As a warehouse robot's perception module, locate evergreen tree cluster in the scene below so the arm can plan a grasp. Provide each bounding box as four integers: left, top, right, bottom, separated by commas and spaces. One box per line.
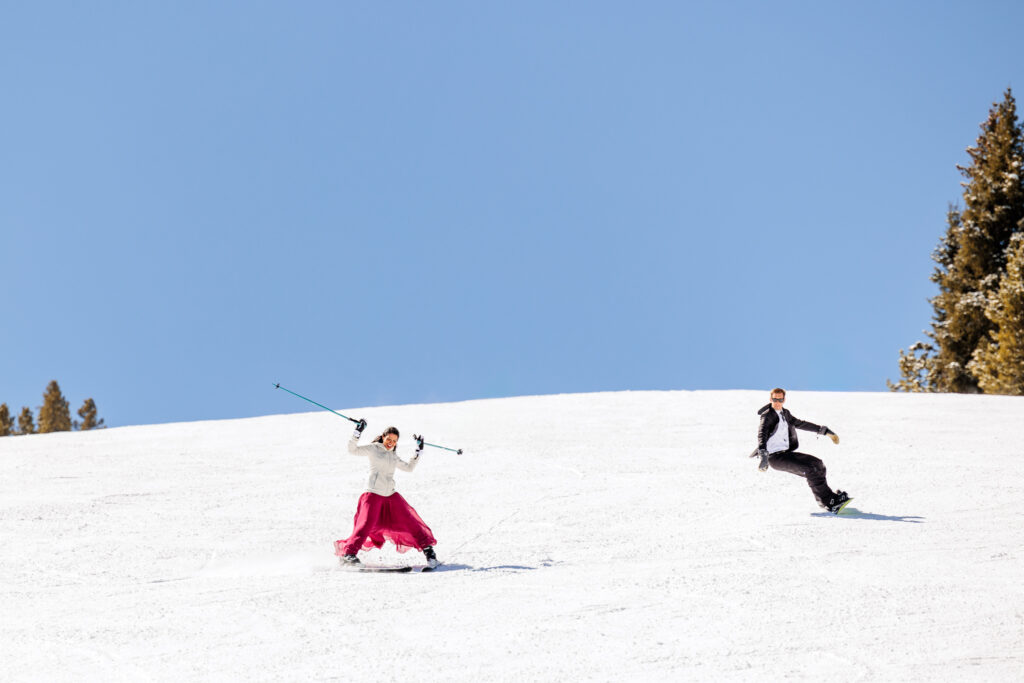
891, 89, 1024, 394
0, 380, 105, 437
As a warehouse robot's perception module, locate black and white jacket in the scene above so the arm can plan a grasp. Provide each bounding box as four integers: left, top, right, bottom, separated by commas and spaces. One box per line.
754, 404, 830, 455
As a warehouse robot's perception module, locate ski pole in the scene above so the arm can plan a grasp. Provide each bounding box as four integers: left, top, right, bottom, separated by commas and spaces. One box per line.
272, 383, 359, 423
274, 383, 464, 454
424, 441, 463, 455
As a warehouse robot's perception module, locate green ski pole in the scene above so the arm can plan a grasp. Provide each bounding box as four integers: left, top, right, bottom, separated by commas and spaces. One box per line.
424, 441, 463, 455
272, 383, 359, 423
274, 383, 463, 453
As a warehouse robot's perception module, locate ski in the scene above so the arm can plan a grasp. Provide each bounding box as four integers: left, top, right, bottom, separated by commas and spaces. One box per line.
341, 563, 441, 573
357, 565, 440, 573
345, 564, 412, 573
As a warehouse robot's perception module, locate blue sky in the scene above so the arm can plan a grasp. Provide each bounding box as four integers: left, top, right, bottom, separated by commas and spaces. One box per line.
2, 2, 1022, 427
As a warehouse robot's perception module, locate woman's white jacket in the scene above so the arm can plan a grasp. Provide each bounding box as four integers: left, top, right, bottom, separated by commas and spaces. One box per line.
348, 432, 420, 496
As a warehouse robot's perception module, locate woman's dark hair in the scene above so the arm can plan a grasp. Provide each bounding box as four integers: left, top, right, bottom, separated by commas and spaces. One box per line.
372, 426, 400, 444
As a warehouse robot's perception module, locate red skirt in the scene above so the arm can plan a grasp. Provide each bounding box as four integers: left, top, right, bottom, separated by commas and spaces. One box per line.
335, 492, 437, 556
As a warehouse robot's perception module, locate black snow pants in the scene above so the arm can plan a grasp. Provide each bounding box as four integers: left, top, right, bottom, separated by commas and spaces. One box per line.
768, 451, 834, 506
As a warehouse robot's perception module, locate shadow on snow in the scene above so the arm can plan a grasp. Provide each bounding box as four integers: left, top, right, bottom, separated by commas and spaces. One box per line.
812, 507, 925, 523
465, 564, 538, 573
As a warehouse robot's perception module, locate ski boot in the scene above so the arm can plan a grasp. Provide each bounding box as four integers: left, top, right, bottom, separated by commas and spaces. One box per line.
340, 554, 361, 567
423, 546, 439, 570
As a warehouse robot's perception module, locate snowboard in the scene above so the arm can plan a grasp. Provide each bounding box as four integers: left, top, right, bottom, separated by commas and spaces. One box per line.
831, 498, 854, 515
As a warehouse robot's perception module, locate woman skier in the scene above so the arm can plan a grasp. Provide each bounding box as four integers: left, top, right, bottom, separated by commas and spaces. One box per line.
335, 420, 439, 568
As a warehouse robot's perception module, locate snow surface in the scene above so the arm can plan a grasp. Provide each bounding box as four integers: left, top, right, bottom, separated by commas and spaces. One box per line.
2, 390, 1023, 681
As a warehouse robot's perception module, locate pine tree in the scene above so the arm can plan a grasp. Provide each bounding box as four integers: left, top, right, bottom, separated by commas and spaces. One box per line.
969, 234, 1024, 393
37, 380, 72, 433
17, 407, 36, 435
887, 342, 937, 392
892, 89, 1024, 392
75, 398, 105, 431
0, 403, 13, 437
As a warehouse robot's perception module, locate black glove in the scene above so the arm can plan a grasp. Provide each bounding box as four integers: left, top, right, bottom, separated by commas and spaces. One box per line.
752, 448, 770, 471
414, 434, 425, 451
354, 418, 367, 436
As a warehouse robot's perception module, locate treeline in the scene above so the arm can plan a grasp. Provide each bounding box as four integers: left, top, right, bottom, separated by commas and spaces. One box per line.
891, 88, 1024, 394
0, 380, 105, 436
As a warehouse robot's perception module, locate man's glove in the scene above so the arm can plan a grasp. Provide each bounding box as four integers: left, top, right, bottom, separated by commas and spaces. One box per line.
751, 448, 770, 472
353, 418, 367, 438
817, 425, 840, 444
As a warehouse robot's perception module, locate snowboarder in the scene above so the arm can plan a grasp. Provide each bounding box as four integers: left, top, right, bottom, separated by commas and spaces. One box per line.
335, 421, 439, 568
750, 388, 851, 513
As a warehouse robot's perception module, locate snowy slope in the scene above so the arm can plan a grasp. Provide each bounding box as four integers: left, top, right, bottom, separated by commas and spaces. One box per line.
2, 390, 1022, 681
